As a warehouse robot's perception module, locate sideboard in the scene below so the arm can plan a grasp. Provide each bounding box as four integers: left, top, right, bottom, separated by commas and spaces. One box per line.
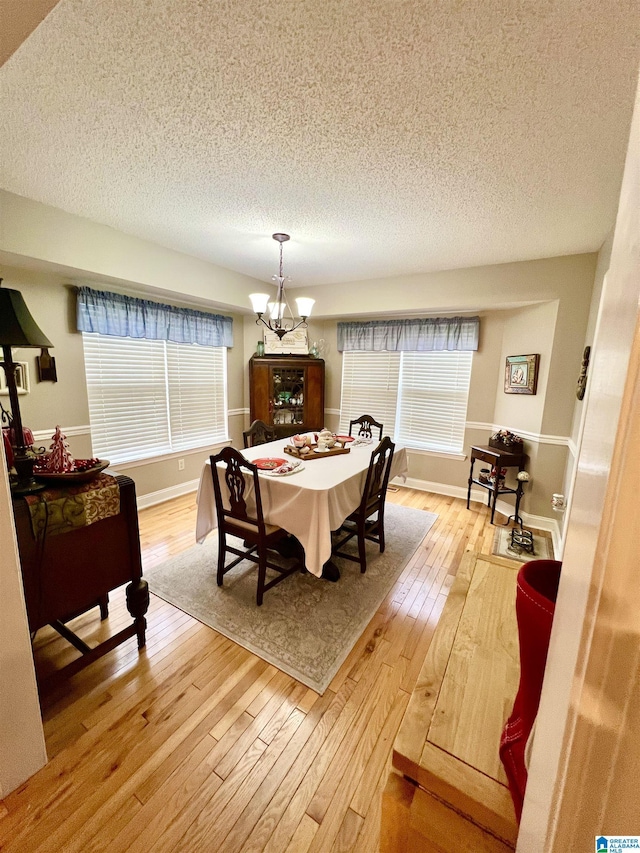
12, 473, 149, 690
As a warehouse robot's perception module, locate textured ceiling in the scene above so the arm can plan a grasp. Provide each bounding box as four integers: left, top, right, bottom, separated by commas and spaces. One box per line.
1, 0, 639, 286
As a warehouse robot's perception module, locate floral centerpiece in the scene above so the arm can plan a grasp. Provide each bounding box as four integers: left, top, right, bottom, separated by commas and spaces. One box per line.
489, 429, 524, 449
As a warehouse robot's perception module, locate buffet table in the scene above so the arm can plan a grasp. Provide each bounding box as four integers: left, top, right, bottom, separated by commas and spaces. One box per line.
196, 437, 408, 577
12, 473, 149, 690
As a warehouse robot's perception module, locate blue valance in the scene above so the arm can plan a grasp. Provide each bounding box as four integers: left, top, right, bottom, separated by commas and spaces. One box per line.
77, 287, 233, 348
337, 316, 479, 352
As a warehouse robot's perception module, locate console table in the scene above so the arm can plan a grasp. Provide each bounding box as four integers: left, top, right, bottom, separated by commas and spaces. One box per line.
381, 551, 519, 852
12, 473, 149, 690
466, 444, 525, 524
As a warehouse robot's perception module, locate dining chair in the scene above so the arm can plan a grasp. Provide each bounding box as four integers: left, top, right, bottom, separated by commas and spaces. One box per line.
348, 414, 384, 441
243, 419, 278, 448
331, 436, 395, 574
210, 446, 302, 605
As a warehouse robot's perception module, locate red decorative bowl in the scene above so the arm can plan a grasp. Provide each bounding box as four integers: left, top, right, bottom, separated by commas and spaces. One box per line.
33, 460, 110, 484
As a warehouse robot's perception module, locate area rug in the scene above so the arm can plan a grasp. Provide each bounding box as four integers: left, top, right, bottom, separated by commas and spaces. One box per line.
492, 526, 554, 563
144, 504, 437, 694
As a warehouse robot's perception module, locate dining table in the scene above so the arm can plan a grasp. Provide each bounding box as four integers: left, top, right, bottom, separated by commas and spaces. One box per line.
195, 436, 408, 578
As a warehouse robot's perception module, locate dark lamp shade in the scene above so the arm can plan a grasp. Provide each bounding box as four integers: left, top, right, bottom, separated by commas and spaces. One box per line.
0, 287, 53, 348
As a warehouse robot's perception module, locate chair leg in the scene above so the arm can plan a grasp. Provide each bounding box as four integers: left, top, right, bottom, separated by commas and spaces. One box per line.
217, 528, 226, 587
358, 518, 367, 573
378, 511, 386, 553
256, 547, 267, 606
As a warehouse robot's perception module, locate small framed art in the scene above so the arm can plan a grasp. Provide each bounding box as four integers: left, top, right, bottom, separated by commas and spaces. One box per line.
504, 354, 539, 395
0, 361, 30, 395
263, 328, 309, 355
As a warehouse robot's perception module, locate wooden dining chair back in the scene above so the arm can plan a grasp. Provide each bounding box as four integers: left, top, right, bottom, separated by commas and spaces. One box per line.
348, 414, 384, 441
331, 436, 395, 573
210, 446, 301, 605
243, 419, 278, 449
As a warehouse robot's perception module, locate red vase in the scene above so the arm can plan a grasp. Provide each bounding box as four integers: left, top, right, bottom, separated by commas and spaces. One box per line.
500, 559, 562, 821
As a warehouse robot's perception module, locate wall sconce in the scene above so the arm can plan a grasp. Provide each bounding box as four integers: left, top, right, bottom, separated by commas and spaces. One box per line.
37, 347, 58, 382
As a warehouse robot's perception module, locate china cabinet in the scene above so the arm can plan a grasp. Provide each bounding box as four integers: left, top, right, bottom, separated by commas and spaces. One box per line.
249, 355, 325, 438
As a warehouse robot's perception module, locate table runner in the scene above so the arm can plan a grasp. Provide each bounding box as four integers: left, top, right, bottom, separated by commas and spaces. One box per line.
24, 472, 120, 537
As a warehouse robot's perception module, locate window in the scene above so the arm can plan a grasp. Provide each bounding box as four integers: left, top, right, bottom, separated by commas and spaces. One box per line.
339, 351, 401, 437
339, 350, 472, 453
82, 333, 228, 464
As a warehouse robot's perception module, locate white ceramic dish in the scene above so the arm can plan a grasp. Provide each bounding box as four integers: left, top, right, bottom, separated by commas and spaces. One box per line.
313, 447, 332, 453
265, 463, 305, 476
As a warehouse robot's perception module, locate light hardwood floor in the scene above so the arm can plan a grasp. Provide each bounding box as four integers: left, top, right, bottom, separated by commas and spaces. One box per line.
1, 488, 549, 852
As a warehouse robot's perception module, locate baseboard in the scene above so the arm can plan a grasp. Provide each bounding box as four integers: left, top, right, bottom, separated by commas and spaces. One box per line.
135, 478, 200, 510
396, 475, 561, 553
138, 473, 563, 554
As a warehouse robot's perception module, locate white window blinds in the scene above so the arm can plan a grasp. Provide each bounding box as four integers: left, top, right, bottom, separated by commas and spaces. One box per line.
339, 350, 472, 453
338, 351, 400, 436
396, 351, 472, 453
83, 333, 228, 464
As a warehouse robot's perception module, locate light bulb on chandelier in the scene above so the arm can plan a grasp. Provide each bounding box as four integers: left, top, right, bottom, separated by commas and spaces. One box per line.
249, 233, 315, 340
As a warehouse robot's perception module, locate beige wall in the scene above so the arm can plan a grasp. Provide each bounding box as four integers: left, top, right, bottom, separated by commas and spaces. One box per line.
307, 253, 597, 320
0, 190, 263, 313
1, 193, 598, 522
0, 265, 246, 500
493, 301, 558, 435
2, 268, 91, 441
309, 285, 593, 521
0, 447, 47, 794
555, 235, 614, 541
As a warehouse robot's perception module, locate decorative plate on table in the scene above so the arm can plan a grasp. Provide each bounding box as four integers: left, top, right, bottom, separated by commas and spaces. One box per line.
334, 435, 355, 443
253, 457, 287, 470
33, 459, 110, 484
265, 463, 305, 477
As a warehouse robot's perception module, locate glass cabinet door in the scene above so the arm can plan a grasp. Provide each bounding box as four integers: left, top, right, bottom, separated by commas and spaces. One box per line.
249, 355, 324, 436
270, 366, 305, 427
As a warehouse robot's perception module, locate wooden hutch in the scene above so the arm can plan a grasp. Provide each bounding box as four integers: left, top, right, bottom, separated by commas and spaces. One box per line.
249, 355, 325, 438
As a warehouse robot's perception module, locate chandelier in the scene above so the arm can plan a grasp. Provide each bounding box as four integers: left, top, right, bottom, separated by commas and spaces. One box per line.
249, 233, 315, 340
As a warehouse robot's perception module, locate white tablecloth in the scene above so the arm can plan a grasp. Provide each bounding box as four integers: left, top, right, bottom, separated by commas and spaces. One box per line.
195, 438, 408, 578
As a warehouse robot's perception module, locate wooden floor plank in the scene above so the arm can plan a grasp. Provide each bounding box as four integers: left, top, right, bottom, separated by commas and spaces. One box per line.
176, 709, 307, 852
237, 680, 355, 853
350, 688, 410, 818
218, 687, 338, 853
283, 814, 319, 853
1, 485, 535, 853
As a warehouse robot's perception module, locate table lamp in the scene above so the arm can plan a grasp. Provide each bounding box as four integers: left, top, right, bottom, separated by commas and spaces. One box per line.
0, 280, 53, 494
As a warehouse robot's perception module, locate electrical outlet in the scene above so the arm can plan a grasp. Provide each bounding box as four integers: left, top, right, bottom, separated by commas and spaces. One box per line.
178, 458, 185, 471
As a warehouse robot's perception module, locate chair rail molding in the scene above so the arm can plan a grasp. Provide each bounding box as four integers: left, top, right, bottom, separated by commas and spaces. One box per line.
465, 421, 570, 447
32, 424, 91, 442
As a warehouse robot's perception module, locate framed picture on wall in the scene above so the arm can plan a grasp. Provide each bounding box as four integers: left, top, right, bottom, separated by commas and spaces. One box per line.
0, 361, 30, 395
263, 328, 309, 355
504, 353, 539, 395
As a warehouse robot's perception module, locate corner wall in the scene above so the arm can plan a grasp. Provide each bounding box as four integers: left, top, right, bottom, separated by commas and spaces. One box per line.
312, 253, 596, 525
